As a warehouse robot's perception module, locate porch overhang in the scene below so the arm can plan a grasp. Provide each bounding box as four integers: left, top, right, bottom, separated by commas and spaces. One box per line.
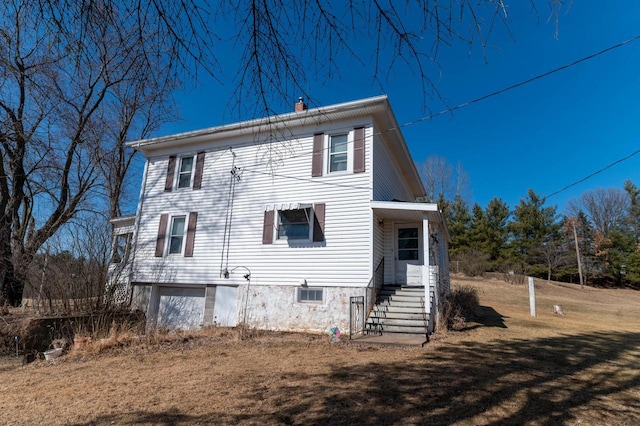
371, 200, 450, 241
371, 200, 440, 221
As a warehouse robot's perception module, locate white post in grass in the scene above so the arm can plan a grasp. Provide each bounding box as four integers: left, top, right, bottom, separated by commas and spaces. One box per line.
528, 276, 536, 318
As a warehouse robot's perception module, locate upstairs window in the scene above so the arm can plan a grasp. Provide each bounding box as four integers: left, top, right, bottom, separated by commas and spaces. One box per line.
165, 152, 205, 192
177, 156, 194, 189
168, 216, 186, 254
328, 134, 348, 173
311, 128, 365, 177
278, 208, 312, 241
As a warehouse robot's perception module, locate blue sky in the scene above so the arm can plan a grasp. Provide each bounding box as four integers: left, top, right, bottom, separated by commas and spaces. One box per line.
151, 2, 640, 215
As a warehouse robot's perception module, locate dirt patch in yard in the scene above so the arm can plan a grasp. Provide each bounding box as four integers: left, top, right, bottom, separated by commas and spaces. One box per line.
1, 275, 640, 425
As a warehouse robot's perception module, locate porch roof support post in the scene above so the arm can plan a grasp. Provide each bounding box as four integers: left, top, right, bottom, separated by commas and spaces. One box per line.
423, 214, 430, 315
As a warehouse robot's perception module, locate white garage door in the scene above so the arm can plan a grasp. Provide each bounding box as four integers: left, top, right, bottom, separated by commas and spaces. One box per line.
158, 287, 205, 331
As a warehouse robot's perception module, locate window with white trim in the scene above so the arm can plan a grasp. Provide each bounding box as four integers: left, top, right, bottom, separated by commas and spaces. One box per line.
297, 287, 323, 303
263, 203, 325, 245
177, 156, 195, 189
328, 134, 348, 173
278, 208, 313, 241
111, 233, 132, 264
168, 216, 187, 254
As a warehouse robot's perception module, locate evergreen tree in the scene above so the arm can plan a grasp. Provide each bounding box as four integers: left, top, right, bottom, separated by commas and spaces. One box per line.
483, 197, 511, 264
446, 195, 472, 257
624, 180, 640, 243
508, 189, 562, 277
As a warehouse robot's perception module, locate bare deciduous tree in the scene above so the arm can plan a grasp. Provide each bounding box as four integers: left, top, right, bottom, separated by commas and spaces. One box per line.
567, 188, 630, 237
0, 0, 187, 305
226, 1, 569, 116
419, 155, 469, 203
1, 0, 569, 306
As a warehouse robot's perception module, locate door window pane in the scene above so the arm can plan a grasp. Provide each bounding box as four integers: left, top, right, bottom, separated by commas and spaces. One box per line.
398, 227, 419, 260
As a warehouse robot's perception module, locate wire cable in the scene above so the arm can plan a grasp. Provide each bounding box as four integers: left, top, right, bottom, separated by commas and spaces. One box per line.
543, 147, 640, 202
237, 33, 640, 173
396, 34, 640, 129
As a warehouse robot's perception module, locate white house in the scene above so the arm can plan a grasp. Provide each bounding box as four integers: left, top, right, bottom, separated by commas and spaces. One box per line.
111, 95, 450, 338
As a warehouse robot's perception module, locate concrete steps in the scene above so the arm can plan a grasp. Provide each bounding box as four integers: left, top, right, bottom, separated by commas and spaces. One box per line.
365, 285, 432, 337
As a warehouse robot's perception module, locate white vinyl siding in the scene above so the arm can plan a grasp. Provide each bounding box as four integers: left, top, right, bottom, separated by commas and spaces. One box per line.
372, 132, 414, 202
131, 118, 374, 288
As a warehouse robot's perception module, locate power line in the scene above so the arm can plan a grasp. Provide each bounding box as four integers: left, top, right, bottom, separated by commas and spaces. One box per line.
397, 34, 640, 128
240, 33, 640, 172
543, 147, 640, 202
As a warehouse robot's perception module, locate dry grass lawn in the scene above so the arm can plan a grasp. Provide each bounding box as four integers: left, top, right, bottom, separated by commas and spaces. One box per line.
2, 275, 640, 425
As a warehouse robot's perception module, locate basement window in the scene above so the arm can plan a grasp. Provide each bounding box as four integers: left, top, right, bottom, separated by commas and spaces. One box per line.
297, 288, 323, 303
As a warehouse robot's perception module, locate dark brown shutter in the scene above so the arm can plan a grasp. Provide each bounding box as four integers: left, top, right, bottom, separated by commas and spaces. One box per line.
262, 210, 274, 244
311, 133, 324, 177
353, 127, 365, 173
184, 212, 198, 257
155, 214, 169, 257
165, 156, 176, 192
193, 152, 205, 190
313, 203, 325, 242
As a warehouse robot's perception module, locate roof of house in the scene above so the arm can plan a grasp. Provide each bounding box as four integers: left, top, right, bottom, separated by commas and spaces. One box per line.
127, 95, 425, 197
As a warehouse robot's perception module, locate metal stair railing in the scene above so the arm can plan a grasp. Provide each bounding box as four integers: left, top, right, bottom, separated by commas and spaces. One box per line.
349, 296, 365, 339
366, 257, 385, 312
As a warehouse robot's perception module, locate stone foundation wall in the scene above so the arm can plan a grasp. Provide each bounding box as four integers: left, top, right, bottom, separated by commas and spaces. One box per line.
239, 285, 366, 334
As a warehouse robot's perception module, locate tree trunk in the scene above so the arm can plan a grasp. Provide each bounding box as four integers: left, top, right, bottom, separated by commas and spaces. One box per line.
0, 231, 23, 306
1, 267, 23, 307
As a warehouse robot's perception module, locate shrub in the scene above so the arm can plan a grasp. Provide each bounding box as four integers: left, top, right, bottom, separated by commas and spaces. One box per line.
439, 285, 480, 331
497, 261, 527, 284
456, 249, 489, 277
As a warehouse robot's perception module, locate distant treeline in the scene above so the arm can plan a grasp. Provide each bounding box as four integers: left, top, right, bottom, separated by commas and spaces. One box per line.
439, 181, 640, 288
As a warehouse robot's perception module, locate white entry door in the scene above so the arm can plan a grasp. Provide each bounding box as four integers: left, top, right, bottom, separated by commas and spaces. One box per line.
213, 286, 238, 327
395, 225, 423, 286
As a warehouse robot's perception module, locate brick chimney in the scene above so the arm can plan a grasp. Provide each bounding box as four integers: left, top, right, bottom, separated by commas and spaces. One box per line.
295, 97, 307, 112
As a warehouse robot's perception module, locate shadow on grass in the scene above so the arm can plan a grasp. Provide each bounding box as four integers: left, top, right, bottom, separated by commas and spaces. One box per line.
471, 305, 508, 329
76, 330, 640, 425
